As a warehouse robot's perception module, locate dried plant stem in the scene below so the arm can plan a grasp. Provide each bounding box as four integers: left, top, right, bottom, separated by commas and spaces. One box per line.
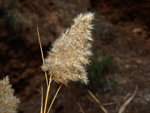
37, 24, 61, 113
103, 100, 124, 106
40, 84, 43, 113
77, 102, 85, 113
118, 86, 138, 113
87, 91, 131, 106
37, 25, 48, 86
103, 95, 129, 106
88, 90, 108, 113
44, 76, 52, 113
47, 84, 62, 113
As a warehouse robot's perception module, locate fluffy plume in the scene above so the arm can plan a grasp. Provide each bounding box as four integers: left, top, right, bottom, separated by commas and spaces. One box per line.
43, 12, 94, 85
0, 76, 20, 113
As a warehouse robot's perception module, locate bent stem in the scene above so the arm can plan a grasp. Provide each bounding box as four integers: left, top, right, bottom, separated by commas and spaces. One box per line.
88, 90, 108, 113
47, 84, 62, 113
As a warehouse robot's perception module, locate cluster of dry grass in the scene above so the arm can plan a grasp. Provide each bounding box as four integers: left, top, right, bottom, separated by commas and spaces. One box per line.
0, 76, 19, 113
39, 12, 94, 113
0, 12, 137, 113
42, 12, 94, 85
0, 12, 94, 113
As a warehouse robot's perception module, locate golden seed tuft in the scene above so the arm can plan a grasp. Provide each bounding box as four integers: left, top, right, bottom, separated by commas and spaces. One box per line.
42, 12, 94, 85
0, 76, 20, 113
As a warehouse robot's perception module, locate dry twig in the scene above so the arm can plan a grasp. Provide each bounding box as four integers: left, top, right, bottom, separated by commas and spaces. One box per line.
77, 102, 85, 113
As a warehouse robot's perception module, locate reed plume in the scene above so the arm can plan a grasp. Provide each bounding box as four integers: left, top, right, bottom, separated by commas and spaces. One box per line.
0, 76, 20, 113
42, 12, 94, 85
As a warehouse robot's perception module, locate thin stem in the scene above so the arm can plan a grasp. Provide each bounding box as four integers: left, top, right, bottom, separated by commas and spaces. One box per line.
88, 90, 108, 113
47, 84, 62, 113
44, 76, 52, 113
77, 102, 85, 113
36, 24, 48, 86
40, 84, 43, 113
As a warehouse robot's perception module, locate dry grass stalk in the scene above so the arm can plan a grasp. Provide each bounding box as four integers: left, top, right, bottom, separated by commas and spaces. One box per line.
43, 76, 52, 113
47, 84, 62, 113
0, 76, 20, 113
37, 25, 48, 86
42, 12, 94, 85
77, 102, 85, 113
38, 12, 94, 113
87, 91, 128, 106
37, 24, 61, 113
102, 94, 129, 106
37, 25, 53, 113
40, 84, 43, 113
87, 87, 137, 113
118, 86, 138, 113
88, 90, 108, 113
37, 25, 52, 113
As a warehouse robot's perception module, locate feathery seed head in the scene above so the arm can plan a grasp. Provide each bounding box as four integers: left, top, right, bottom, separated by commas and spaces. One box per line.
42, 12, 94, 85
0, 76, 20, 113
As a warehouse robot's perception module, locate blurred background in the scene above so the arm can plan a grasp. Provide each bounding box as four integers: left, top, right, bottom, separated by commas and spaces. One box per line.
0, 0, 150, 113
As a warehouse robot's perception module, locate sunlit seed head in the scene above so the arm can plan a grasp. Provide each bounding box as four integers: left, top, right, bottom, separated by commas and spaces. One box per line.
42, 12, 94, 85
0, 76, 20, 113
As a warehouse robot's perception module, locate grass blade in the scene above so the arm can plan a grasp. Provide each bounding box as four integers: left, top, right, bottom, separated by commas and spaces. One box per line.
44, 77, 52, 113
77, 102, 85, 113
88, 90, 108, 113
36, 24, 48, 86
47, 84, 62, 113
40, 84, 44, 113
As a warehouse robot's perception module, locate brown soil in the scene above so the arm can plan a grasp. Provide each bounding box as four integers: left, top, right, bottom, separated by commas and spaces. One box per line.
0, 0, 150, 113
